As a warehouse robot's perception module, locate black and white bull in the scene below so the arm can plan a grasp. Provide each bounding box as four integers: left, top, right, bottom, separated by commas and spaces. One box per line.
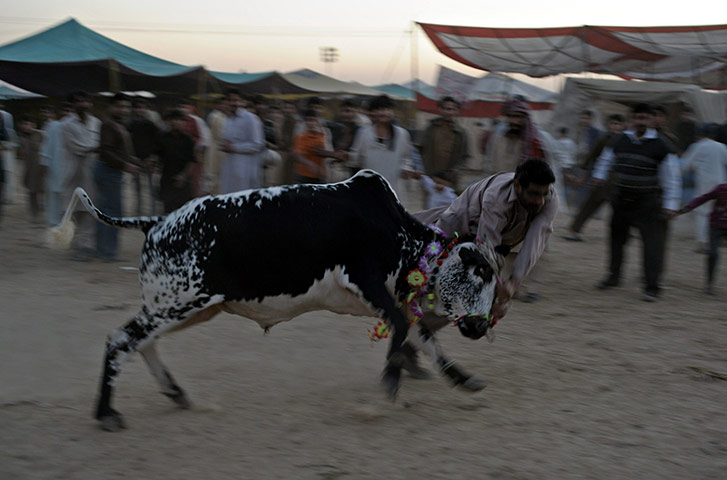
65, 170, 500, 431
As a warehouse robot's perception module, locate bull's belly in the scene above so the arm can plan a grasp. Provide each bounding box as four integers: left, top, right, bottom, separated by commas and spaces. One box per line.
217, 266, 381, 330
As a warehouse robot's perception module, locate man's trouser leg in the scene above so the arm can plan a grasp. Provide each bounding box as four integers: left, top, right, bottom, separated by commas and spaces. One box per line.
570, 184, 607, 233
608, 200, 631, 282
93, 162, 122, 259
707, 227, 727, 285
634, 196, 662, 294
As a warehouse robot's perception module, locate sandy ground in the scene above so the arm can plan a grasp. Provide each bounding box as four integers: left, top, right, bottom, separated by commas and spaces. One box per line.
1, 179, 725, 480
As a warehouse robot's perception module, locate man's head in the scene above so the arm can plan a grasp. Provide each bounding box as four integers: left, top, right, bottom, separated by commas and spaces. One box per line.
58, 102, 73, 118
306, 96, 325, 119
68, 90, 91, 114
19, 115, 35, 134
697, 122, 720, 140
439, 96, 460, 121
131, 98, 148, 118
503, 99, 530, 136
651, 104, 668, 130
339, 99, 356, 123
225, 89, 243, 112
39, 106, 55, 123
165, 109, 186, 131
579, 109, 594, 127
302, 108, 319, 131
368, 95, 394, 125
252, 95, 267, 118
109, 93, 131, 121
607, 113, 625, 135
283, 101, 298, 117
513, 158, 555, 215
631, 103, 653, 137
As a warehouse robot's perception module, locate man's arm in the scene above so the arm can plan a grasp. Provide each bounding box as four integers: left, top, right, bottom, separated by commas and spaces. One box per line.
680, 184, 720, 213
591, 146, 615, 181
659, 153, 682, 212
510, 190, 560, 285
229, 116, 265, 155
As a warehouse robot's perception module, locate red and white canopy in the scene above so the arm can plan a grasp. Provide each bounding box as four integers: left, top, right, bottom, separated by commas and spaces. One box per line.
418, 23, 727, 89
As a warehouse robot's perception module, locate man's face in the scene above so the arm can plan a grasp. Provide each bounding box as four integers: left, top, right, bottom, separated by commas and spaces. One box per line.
608, 119, 625, 135
506, 112, 527, 135
227, 94, 243, 112
371, 107, 393, 125
340, 106, 355, 122
579, 113, 592, 127
19, 120, 34, 134
632, 112, 652, 135
312, 104, 325, 119
169, 117, 185, 131
439, 101, 459, 120
283, 103, 297, 116
514, 181, 550, 215
652, 111, 667, 129
304, 116, 318, 130
75, 97, 91, 113
112, 100, 131, 121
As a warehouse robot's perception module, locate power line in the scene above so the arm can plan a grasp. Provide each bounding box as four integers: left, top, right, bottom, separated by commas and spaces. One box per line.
0, 17, 406, 37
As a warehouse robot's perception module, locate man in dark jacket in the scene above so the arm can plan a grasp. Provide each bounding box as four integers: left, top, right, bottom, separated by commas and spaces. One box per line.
420, 96, 469, 191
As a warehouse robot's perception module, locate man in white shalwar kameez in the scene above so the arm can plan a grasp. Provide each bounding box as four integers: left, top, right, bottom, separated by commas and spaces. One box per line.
219, 91, 265, 194
681, 123, 727, 249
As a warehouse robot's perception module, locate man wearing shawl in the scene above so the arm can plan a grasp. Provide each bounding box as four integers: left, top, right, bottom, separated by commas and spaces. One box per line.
485, 98, 546, 174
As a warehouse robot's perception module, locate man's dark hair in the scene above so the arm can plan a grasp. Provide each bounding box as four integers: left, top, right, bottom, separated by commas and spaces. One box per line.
650, 103, 667, 115
131, 98, 147, 108
515, 158, 555, 188
112, 92, 130, 104
253, 94, 266, 106
341, 99, 356, 109
632, 103, 653, 115
580, 109, 593, 118
68, 90, 89, 103
306, 96, 323, 106
225, 88, 241, 98
302, 108, 317, 119
20, 114, 35, 123
368, 94, 393, 111
164, 108, 185, 120
608, 113, 625, 123
439, 96, 460, 108
58, 102, 73, 114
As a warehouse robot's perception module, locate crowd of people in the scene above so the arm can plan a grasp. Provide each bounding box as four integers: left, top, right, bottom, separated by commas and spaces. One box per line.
0, 91, 726, 302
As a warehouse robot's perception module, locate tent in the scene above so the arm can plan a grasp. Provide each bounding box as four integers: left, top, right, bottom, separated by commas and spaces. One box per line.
548, 77, 727, 135
281, 69, 390, 97
417, 67, 557, 118
418, 23, 727, 90
0, 80, 42, 100
0, 18, 314, 96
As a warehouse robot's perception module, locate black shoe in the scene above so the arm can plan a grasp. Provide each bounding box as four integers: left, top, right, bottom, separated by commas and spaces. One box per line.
642, 291, 659, 302
597, 278, 619, 290
563, 233, 584, 242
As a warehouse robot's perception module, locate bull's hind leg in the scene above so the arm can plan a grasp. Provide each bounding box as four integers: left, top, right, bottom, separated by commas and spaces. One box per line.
95, 310, 179, 431
139, 342, 190, 409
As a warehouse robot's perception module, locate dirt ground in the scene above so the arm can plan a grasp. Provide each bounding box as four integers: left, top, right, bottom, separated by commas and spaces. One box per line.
1, 180, 725, 480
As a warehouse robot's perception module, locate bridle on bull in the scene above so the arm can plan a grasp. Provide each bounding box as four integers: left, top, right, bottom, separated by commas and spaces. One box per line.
368, 227, 502, 343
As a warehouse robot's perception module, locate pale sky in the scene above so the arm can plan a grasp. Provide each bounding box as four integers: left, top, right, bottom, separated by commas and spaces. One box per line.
1, 0, 723, 90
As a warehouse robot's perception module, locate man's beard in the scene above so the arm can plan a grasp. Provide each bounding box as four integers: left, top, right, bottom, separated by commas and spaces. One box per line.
507, 124, 524, 136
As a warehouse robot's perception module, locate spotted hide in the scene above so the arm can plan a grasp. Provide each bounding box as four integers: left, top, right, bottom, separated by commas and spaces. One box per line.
67, 170, 499, 431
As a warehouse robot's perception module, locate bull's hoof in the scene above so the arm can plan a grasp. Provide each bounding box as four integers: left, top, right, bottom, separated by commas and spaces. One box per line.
459, 377, 487, 392
99, 412, 127, 432
381, 367, 401, 401
164, 390, 191, 409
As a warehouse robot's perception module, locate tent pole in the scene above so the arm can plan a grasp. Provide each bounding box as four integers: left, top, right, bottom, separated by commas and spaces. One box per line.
108, 59, 121, 92
410, 21, 419, 94
197, 69, 206, 113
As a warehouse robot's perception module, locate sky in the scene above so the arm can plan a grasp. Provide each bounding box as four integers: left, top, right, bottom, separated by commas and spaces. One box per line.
1, 0, 724, 91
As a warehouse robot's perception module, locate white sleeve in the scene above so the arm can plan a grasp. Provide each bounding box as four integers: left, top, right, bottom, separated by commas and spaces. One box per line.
591, 147, 615, 180
659, 153, 682, 211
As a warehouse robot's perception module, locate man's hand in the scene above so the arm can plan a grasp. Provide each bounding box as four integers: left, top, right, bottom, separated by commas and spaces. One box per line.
491, 278, 518, 319
662, 209, 678, 220
219, 140, 233, 153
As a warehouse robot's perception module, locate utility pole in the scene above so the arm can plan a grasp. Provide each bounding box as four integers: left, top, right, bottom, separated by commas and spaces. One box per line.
319, 46, 339, 76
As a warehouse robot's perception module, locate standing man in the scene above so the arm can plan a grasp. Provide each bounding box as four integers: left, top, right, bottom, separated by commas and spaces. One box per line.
95, 93, 139, 261
0, 101, 18, 204
680, 123, 727, 252
219, 89, 266, 193
60, 91, 101, 261
156, 109, 196, 213
348, 95, 413, 197
564, 113, 626, 241
592, 103, 681, 301
420, 96, 469, 191
486, 99, 546, 174
127, 99, 160, 215
16, 115, 45, 221
40, 103, 73, 226
205, 96, 230, 194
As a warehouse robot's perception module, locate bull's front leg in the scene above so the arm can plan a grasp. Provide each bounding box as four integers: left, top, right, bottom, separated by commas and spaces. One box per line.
412, 319, 486, 392
360, 282, 410, 400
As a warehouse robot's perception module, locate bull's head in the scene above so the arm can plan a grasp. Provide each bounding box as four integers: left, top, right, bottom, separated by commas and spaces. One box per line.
431, 240, 503, 337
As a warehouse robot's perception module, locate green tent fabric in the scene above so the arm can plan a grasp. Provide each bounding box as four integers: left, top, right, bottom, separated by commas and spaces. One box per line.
0, 18, 313, 96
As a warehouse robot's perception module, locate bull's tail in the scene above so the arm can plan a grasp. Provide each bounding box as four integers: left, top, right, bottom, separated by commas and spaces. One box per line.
47, 187, 164, 249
